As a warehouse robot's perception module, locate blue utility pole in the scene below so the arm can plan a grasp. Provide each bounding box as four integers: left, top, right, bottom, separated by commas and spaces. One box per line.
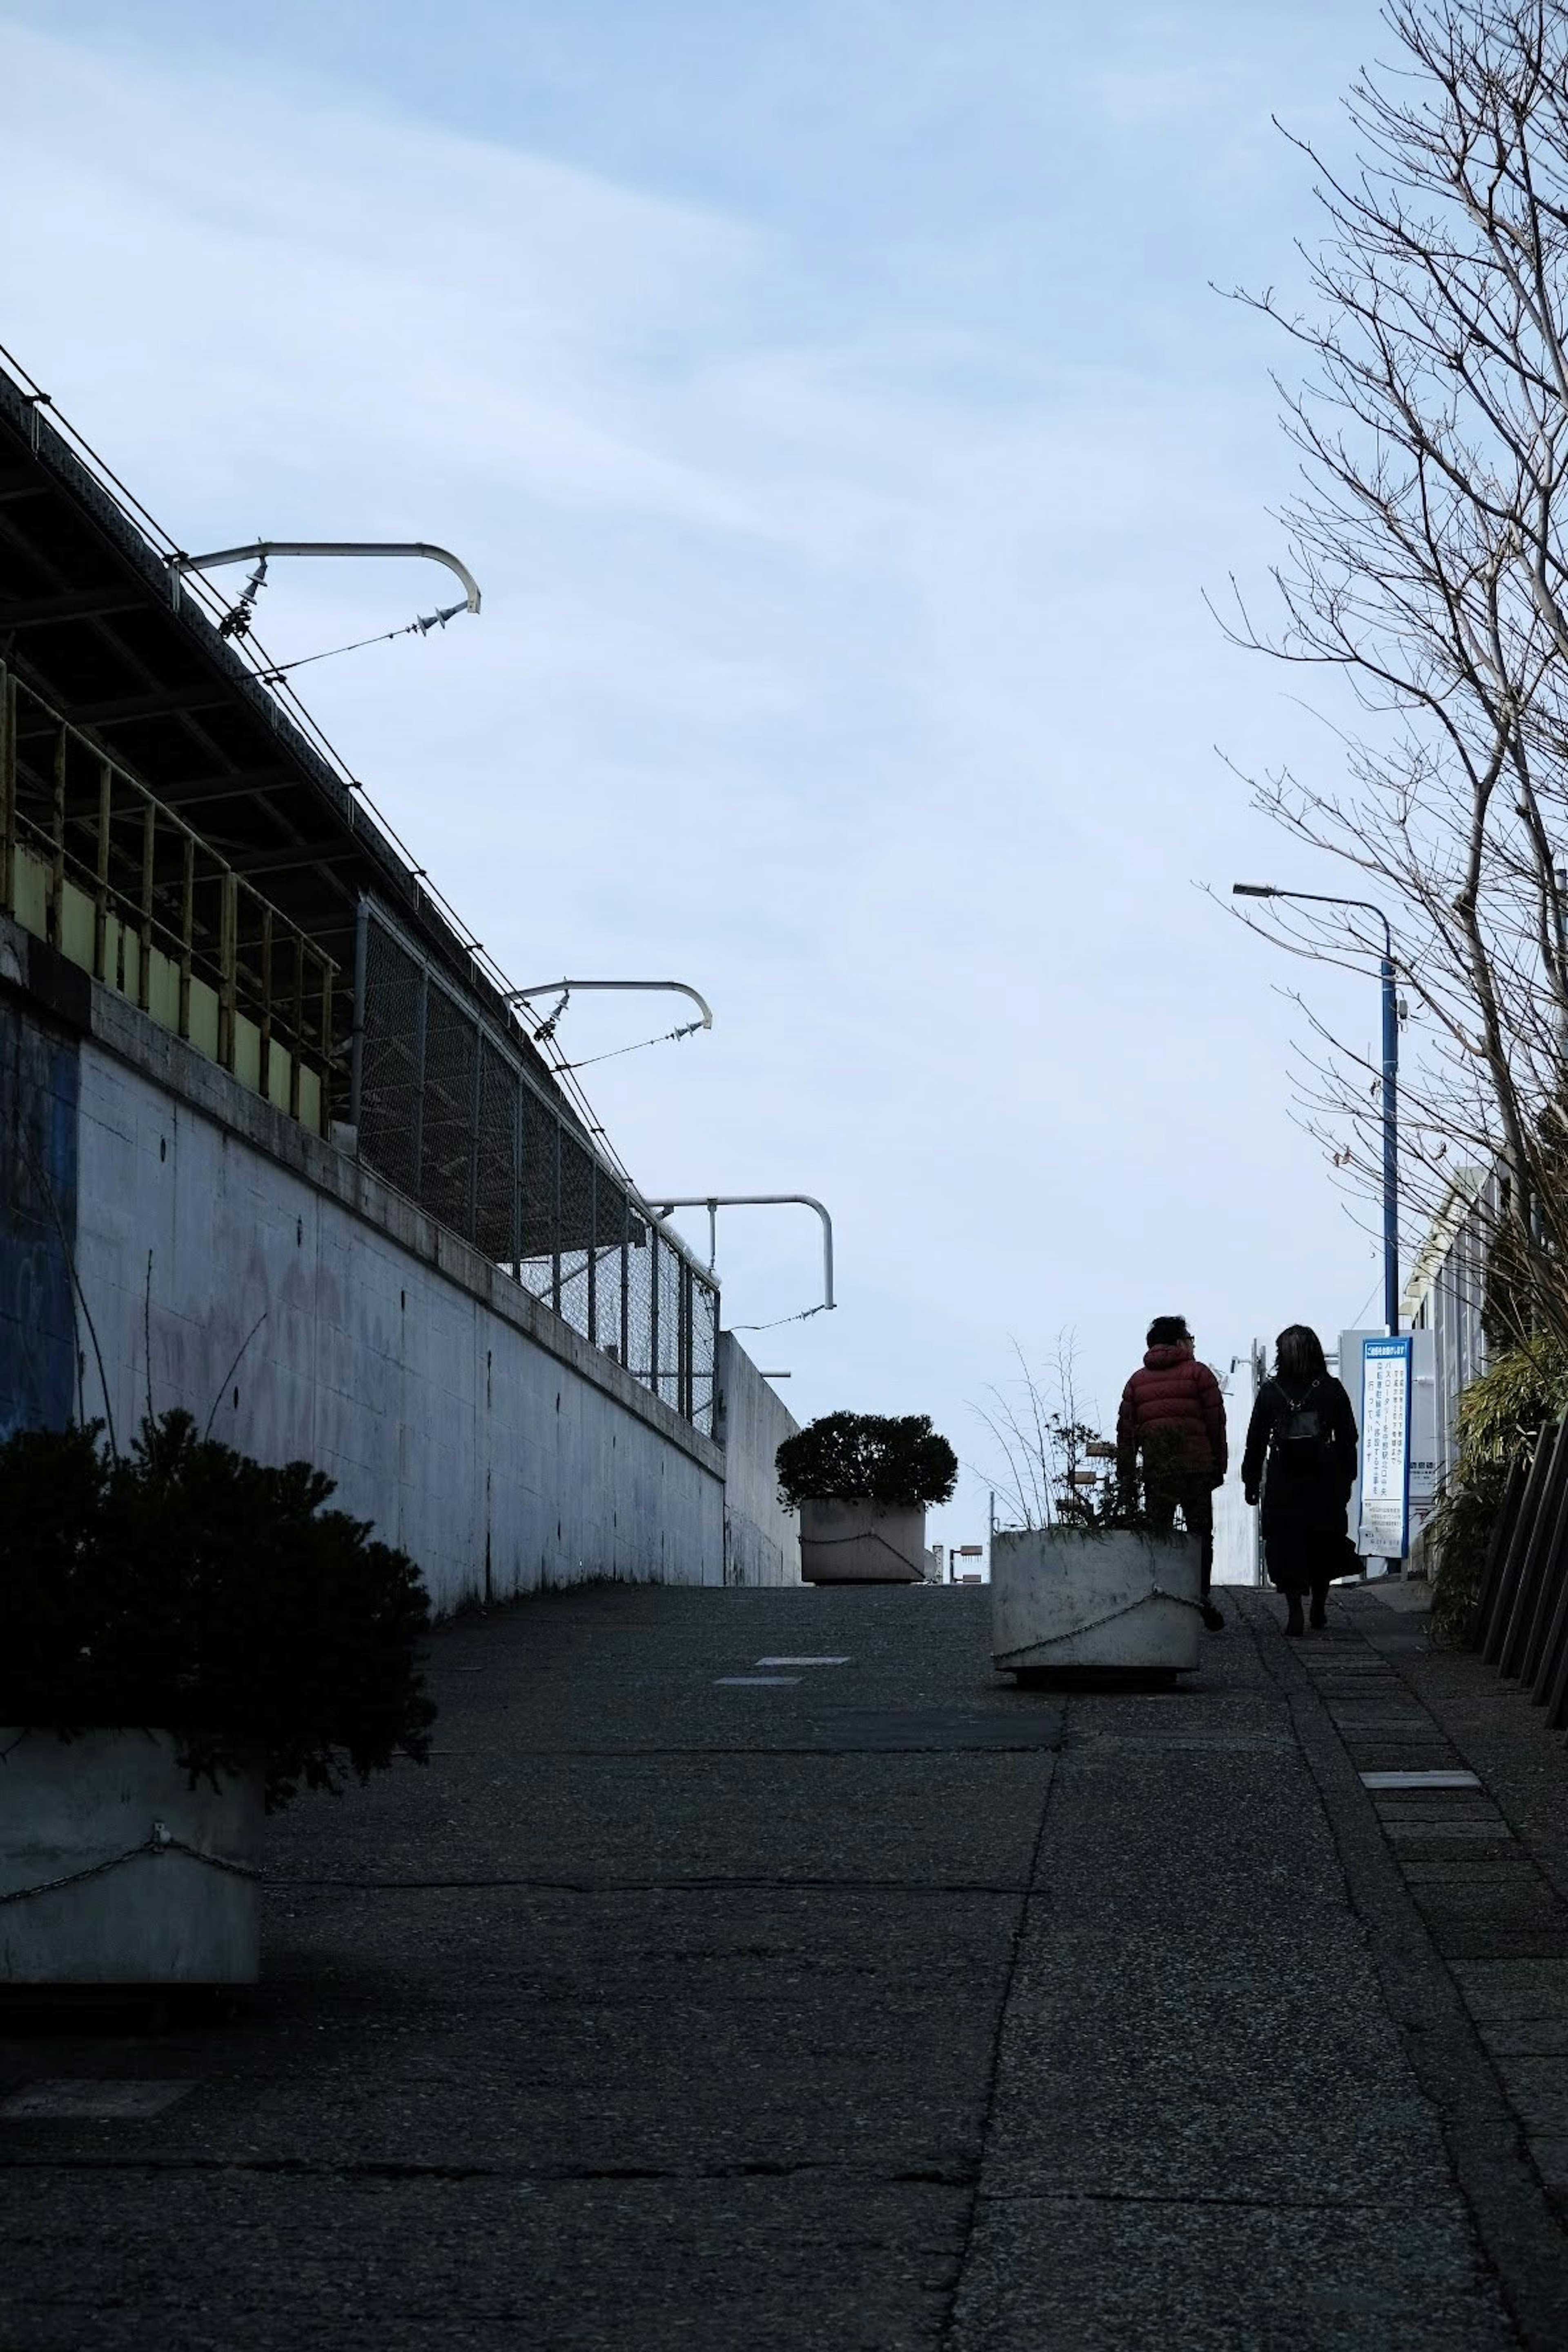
1233, 884, 1398, 1339
1379, 916, 1399, 1338
1234, 883, 1403, 1581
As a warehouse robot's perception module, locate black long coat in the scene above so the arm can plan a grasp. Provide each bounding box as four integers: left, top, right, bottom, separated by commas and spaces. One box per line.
1241, 1375, 1359, 1594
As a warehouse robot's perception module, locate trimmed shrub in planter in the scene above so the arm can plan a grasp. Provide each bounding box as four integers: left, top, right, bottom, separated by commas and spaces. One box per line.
776, 1412, 956, 1584
0, 1411, 436, 1983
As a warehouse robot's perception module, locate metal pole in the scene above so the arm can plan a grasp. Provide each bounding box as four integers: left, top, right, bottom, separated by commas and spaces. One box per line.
1233, 881, 1403, 1568
1381, 931, 1399, 1338
169, 540, 481, 615
505, 978, 714, 1030
644, 1195, 835, 1313
349, 900, 368, 1133
1380, 922, 1402, 1581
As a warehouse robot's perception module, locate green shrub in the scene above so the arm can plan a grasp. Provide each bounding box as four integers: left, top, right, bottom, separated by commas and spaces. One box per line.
0, 1410, 436, 1810
775, 1412, 958, 1510
1426, 1337, 1568, 1647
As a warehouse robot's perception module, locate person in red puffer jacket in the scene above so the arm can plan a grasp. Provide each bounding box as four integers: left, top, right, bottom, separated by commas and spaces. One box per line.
1116, 1314, 1228, 1632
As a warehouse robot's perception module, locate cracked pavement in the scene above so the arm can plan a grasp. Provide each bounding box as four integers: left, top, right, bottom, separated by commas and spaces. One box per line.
2, 1579, 1566, 2348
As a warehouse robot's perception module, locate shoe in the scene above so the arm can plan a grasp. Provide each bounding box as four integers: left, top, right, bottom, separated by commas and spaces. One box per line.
1201, 1601, 1226, 1632
1285, 1600, 1305, 1637
1309, 1603, 1327, 1630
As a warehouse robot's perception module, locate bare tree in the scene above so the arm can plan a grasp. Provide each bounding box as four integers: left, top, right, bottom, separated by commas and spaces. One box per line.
1221, 0, 1568, 1346
969, 1336, 1131, 1530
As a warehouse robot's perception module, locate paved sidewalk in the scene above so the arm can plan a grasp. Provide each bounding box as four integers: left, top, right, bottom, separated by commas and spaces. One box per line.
1, 1578, 1566, 2348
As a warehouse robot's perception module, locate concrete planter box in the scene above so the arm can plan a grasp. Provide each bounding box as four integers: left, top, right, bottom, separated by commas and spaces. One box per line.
0, 1728, 263, 1985
799, 1499, 927, 1584
991, 1528, 1201, 1675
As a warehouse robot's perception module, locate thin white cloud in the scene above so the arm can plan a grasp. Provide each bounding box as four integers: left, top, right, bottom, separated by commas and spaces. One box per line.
0, 4, 1390, 1545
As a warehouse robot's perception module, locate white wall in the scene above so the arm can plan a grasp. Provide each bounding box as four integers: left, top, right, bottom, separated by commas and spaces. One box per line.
69, 1023, 724, 1615
716, 1333, 800, 1586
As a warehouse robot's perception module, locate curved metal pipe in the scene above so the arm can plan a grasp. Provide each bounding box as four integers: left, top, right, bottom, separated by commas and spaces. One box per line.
506, 979, 713, 1030
169, 540, 482, 615
644, 1194, 834, 1311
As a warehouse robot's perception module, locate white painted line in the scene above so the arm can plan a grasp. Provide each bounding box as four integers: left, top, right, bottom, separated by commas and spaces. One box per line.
0, 2080, 196, 2120
754, 1656, 852, 1667
1359, 1770, 1481, 1791
714, 1676, 800, 1687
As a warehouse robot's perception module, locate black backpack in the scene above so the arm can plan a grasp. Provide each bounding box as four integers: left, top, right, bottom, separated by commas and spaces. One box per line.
1268, 1378, 1339, 1483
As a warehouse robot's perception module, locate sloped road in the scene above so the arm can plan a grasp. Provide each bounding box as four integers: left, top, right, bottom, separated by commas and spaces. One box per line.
0, 1581, 1558, 2349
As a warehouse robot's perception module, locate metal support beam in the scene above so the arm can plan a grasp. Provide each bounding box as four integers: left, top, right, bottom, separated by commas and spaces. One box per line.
69, 684, 231, 726
0, 588, 145, 629
168, 540, 482, 615
505, 978, 714, 1029
122, 768, 297, 809
227, 840, 361, 879
645, 1194, 835, 1313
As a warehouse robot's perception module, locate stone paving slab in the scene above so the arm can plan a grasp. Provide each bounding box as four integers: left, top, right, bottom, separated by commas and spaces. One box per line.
1482, 2018, 1568, 2057
0, 2171, 971, 2352
950, 2194, 1516, 2352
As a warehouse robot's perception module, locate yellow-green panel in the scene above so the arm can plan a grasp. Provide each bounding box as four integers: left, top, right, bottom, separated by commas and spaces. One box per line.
12, 844, 47, 939
233, 1011, 262, 1092
109, 919, 141, 1002
4, 828, 324, 1136
146, 947, 179, 1031
188, 976, 220, 1059
59, 880, 94, 973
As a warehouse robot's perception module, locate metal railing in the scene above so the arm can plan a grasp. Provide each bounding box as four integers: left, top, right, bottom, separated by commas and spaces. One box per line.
0, 664, 339, 1131
1465, 1419, 1568, 1734
352, 904, 719, 1435
0, 347, 653, 1201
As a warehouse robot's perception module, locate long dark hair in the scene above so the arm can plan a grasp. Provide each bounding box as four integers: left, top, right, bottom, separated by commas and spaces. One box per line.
1274, 1325, 1328, 1389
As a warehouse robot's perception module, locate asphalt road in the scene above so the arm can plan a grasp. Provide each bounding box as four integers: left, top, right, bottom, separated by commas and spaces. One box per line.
0, 1581, 1552, 2349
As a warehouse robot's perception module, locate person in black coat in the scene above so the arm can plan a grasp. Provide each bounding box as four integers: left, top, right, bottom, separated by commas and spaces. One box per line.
1241, 1325, 1359, 1636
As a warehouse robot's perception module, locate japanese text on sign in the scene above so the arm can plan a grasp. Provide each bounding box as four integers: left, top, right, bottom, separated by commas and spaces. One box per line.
1359, 1334, 1412, 1559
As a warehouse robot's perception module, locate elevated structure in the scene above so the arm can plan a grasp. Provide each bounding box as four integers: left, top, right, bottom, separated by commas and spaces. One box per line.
0, 354, 790, 1595
0, 353, 717, 1437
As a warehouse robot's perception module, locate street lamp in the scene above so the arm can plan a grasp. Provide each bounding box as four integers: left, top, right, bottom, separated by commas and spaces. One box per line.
1233, 883, 1399, 1339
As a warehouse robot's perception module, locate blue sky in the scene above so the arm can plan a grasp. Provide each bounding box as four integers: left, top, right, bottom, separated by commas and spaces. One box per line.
1, 0, 1396, 1549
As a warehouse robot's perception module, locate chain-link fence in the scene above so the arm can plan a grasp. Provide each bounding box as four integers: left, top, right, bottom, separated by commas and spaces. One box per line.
353, 902, 717, 1436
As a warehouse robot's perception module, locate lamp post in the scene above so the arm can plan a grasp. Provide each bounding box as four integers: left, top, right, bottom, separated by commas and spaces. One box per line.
1232, 884, 1399, 1338
1235, 885, 1400, 1584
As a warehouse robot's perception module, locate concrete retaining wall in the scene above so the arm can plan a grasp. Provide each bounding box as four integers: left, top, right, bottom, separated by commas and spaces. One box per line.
717, 1333, 800, 1586
2, 919, 726, 1613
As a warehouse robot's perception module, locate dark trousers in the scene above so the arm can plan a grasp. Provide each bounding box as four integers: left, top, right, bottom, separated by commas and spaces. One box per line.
1146, 1478, 1215, 1596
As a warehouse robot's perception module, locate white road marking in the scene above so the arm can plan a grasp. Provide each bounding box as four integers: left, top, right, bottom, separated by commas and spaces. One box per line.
714, 1676, 800, 1686
0, 2080, 196, 2119
1359, 1770, 1481, 1790
754, 1656, 851, 1667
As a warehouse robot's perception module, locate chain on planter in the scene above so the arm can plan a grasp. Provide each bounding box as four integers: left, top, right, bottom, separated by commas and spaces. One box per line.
992, 1584, 1206, 1667
0, 1820, 263, 1908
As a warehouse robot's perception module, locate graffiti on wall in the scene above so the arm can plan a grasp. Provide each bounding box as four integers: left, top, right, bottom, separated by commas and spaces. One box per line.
0, 1002, 80, 1441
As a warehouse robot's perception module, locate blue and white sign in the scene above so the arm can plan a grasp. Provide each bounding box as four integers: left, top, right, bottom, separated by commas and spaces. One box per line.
1359, 1334, 1413, 1559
